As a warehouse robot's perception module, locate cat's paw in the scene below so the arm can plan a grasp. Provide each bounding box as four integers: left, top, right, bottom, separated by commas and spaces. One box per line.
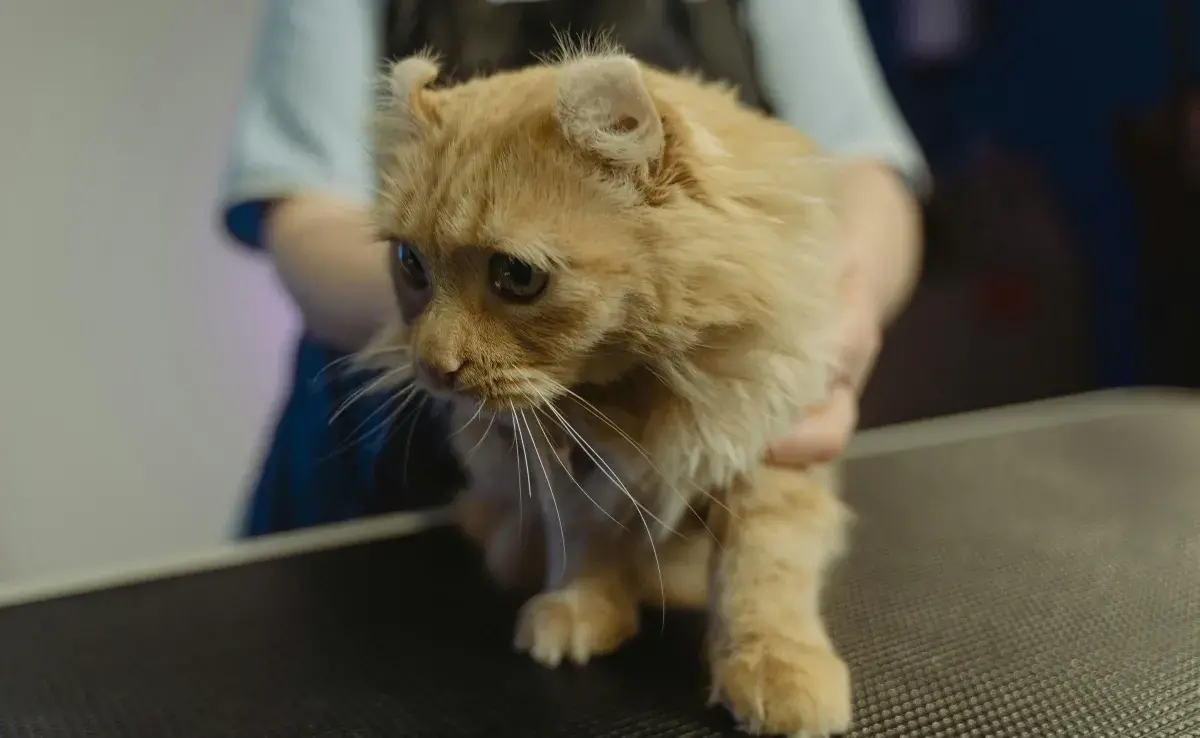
709, 636, 851, 737
513, 589, 639, 668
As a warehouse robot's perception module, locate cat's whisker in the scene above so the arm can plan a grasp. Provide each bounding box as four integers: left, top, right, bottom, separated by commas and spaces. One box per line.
318, 390, 406, 463
509, 402, 531, 540
563, 381, 731, 522
313, 354, 362, 388
517, 409, 567, 581
401, 394, 431, 488
554, 382, 735, 532
329, 363, 412, 424
541, 402, 676, 535
541, 403, 666, 620
510, 402, 534, 501
530, 407, 627, 531
644, 364, 672, 389
315, 346, 406, 388
336, 383, 418, 452
462, 411, 497, 463
330, 375, 386, 425
448, 402, 485, 439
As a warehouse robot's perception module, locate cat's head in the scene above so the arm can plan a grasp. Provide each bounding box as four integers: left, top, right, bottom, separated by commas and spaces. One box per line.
368, 50, 806, 413
367, 51, 684, 409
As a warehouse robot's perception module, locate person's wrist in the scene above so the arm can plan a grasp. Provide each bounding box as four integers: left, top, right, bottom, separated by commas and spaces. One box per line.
262, 194, 394, 352
835, 160, 922, 328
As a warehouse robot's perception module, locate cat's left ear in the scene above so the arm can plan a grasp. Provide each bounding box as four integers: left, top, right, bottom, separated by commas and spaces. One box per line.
555, 55, 664, 171
380, 53, 442, 141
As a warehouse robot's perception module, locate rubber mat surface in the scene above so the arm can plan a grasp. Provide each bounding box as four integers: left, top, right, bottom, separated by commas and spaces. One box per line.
1, 410, 1198, 737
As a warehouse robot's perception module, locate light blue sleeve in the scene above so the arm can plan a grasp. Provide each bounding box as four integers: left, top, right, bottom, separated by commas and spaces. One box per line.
744, 0, 931, 195
220, 0, 381, 248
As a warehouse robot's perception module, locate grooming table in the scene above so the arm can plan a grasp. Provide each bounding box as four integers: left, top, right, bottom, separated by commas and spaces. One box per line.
1, 390, 1197, 737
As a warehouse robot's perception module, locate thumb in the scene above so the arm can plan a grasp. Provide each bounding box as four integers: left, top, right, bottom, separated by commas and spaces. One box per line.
766, 383, 858, 467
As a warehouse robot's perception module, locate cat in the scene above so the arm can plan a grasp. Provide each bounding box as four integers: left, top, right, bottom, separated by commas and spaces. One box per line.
364, 43, 853, 736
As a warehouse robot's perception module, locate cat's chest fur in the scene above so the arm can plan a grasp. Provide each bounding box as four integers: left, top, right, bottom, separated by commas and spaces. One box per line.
443, 372, 801, 548
446, 402, 664, 587
447, 403, 658, 525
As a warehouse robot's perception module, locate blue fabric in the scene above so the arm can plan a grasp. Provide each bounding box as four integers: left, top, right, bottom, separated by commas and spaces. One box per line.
221, 0, 393, 536
242, 336, 392, 536
224, 201, 270, 251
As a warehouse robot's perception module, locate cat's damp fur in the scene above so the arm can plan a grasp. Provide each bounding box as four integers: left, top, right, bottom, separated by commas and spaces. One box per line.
367, 45, 854, 736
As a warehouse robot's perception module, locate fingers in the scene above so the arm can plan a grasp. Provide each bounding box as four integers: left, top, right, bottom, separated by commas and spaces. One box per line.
766, 383, 858, 467
765, 244, 883, 469
835, 266, 882, 393
766, 292, 876, 468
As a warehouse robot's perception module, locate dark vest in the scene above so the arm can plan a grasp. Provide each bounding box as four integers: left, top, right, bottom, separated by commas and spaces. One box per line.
381, 0, 772, 113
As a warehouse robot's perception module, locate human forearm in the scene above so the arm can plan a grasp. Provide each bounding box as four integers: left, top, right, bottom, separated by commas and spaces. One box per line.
834, 159, 923, 327
264, 193, 394, 352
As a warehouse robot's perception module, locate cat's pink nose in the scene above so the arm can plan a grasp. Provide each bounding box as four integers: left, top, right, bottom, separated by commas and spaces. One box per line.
418, 359, 464, 391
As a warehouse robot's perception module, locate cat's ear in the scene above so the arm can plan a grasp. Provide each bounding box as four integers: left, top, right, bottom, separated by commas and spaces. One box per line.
380, 53, 441, 139
555, 55, 664, 169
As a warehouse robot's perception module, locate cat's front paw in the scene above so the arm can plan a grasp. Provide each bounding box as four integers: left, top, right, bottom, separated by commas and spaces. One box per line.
514, 589, 639, 668
709, 636, 851, 737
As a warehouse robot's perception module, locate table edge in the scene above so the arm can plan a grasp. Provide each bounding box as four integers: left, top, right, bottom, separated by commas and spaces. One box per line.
0, 387, 1190, 609
847, 386, 1193, 456
0, 510, 454, 609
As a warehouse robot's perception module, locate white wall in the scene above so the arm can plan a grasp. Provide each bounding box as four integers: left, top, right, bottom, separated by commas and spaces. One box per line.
0, 1, 297, 581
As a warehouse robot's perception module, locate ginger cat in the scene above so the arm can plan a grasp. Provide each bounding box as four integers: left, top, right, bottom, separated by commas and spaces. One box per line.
365, 45, 853, 736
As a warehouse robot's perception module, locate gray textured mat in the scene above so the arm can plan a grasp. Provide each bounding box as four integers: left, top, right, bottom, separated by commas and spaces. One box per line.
837, 410, 1200, 736
0, 406, 1197, 737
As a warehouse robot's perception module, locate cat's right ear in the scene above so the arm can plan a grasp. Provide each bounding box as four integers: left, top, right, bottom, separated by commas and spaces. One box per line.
555, 55, 664, 171
380, 54, 442, 140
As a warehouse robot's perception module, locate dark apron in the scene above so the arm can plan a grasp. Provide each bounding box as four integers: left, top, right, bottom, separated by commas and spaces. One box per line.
381, 0, 771, 108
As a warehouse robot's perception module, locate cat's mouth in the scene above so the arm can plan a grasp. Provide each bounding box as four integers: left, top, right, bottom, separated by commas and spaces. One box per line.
457, 390, 559, 414
412, 359, 565, 411
414, 377, 558, 416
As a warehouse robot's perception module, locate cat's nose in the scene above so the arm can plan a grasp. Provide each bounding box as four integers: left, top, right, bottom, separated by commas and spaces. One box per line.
418, 358, 465, 391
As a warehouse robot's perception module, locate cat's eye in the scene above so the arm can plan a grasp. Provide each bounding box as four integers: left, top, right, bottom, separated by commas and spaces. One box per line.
488, 254, 549, 303
392, 240, 429, 290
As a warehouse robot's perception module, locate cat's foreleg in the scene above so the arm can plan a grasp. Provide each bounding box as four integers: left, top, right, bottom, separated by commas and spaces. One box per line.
706, 464, 853, 737
513, 523, 641, 667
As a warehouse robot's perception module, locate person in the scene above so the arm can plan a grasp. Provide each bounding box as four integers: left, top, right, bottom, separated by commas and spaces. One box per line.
221, 0, 928, 536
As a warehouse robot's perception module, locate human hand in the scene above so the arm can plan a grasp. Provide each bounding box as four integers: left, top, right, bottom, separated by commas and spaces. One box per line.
766, 160, 921, 468
766, 252, 881, 467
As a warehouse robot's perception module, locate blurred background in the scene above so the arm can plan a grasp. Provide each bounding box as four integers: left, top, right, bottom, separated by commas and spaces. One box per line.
860, 0, 1198, 428
0, 0, 1195, 582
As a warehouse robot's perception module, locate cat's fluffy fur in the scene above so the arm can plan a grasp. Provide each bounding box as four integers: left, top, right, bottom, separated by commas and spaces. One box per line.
368, 45, 853, 736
